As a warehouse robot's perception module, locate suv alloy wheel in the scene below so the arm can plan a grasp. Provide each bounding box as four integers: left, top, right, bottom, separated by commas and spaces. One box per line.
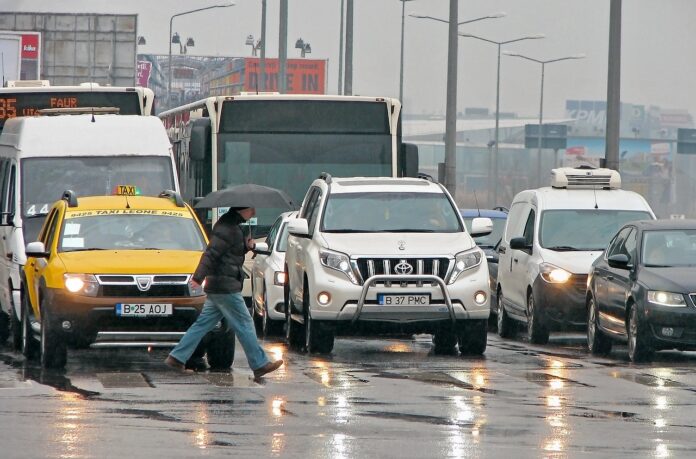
39, 302, 67, 369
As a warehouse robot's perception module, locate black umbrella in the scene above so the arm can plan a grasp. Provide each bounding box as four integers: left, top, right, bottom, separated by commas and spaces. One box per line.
194, 183, 296, 209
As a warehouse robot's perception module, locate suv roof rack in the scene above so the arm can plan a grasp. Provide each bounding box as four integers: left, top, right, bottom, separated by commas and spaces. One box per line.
318, 172, 332, 184
62, 190, 78, 207
159, 190, 185, 207
417, 172, 435, 182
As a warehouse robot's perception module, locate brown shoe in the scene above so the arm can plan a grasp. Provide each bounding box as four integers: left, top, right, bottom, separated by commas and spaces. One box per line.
253, 359, 284, 379
165, 355, 193, 373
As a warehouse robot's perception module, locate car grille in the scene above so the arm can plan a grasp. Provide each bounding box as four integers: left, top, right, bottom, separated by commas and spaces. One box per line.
96, 274, 191, 298
354, 257, 451, 285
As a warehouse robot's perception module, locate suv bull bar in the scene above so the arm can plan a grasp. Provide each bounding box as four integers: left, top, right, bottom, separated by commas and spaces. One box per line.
353, 274, 456, 324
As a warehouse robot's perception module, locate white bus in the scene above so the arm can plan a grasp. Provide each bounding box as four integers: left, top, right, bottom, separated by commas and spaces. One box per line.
0, 81, 155, 134
159, 94, 418, 234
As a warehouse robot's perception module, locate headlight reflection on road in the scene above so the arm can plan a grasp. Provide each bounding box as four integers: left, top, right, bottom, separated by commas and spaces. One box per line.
192, 404, 211, 449
55, 392, 88, 459
271, 397, 286, 418
271, 432, 286, 456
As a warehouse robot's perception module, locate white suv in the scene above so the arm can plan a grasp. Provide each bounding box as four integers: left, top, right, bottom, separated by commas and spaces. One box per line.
284, 174, 493, 355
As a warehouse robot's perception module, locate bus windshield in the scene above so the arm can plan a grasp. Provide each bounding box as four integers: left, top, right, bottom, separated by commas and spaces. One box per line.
217, 100, 393, 234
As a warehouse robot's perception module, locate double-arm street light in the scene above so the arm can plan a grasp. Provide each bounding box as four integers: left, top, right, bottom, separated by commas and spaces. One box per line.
398, 0, 416, 104
168, 2, 235, 108
410, 9, 505, 196
503, 51, 585, 187
459, 33, 544, 206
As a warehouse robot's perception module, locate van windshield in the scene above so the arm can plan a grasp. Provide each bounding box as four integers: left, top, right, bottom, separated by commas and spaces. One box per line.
21, 156, 175, 218
539, 209, 652, 251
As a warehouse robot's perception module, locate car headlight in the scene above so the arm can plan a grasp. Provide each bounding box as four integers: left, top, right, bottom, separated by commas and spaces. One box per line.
539, 263, 572, 283
319, 249, 358, 284
647, 291, 686, 307
447, 248, 483, 285
188, 278, 205, 297
274, 271, 286, 286
64, 274, 98, 297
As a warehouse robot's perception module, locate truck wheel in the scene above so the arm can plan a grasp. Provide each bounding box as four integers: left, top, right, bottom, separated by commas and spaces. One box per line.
587, 296, 612, 355
458, 320, 487, 356
496, 289, 515, 338
527, 291, 549, 345
627, 305, 653, 363
21, 294, 38, 359
40, 304, 67, 369
206, 320, 236, 370
432, 328, 458, 355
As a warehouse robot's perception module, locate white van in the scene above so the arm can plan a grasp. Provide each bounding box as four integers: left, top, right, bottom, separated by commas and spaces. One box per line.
0, 114, 179, 347
495, 167, 655, 344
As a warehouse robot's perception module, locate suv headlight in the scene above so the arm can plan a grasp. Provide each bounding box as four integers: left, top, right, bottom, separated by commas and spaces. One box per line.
64, 274, 98, 297
539, 263, 572, 284
319, 249, 358, 284
647, 291, 686, 307
447, 248, 483, 284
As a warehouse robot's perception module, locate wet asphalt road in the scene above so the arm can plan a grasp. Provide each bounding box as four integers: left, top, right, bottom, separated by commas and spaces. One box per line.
1, 331, 695, 458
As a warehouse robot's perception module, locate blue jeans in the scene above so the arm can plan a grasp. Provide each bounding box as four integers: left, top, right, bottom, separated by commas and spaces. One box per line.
169, 292, 270, 371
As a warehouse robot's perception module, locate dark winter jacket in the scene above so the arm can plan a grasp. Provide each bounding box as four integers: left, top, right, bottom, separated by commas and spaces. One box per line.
192, 210, 249, 293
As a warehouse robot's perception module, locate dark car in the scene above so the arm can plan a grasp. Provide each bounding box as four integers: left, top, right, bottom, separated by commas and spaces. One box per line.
461, 208, 508, 323
586, 220, 696, 362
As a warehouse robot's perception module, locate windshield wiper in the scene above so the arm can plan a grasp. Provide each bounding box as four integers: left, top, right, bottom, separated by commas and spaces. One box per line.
375, 229, 437, 233
63, 248, 107, 252
644, 264, 673, 268
322, 229, 373, 233
546, 245, 583, 251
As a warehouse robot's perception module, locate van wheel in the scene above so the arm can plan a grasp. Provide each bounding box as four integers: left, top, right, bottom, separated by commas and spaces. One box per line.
496, 289, 515, 338
21, 293, 38, 359
206, 320, 236, 370
587, 296, 612, 355
40, 304, 67, 369
527, 291, 549, 345
11, 293, 23, 351
285, 298, 304, 350
0, 311, 9, 344
627, 306, 653, 363
433, 328, 458, 355
458, 320, 487, 355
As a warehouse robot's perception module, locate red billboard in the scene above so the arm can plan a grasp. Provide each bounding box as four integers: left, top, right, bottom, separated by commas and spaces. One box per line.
244, 58, 326, 94
21, 33, 39, 59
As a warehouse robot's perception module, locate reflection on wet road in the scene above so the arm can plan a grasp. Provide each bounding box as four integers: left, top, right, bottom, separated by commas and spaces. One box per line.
2, 332, 696, 457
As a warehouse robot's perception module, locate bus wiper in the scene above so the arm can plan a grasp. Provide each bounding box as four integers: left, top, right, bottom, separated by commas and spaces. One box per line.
644, 263, 673, 268
546, 245, 582, 251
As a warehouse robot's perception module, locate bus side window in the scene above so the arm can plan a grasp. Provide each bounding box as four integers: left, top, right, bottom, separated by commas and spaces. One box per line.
6, 164, 16, 219
0, 159, 7, 214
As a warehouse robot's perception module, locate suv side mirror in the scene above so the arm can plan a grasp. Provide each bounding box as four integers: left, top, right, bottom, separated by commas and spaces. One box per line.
607, 253, 630, 269
25, 241, 49, 258
254, 242, 271, 255
510, 237, 531, 251
470, 217, 493, 237
288, 218, 309, 237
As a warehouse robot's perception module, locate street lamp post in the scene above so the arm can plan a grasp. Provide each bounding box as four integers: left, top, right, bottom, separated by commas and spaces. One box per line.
168, 2, 234, 109
503, 51, 585, 187
409, 9, 505, 197
399, 0, 415, 104
459, 33, 544, 206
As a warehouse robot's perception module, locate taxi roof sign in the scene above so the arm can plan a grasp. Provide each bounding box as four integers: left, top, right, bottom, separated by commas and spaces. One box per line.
114, 185, 141, 196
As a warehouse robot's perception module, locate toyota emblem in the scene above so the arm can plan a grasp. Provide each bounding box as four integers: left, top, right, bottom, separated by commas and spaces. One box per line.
393, 260, 413, 275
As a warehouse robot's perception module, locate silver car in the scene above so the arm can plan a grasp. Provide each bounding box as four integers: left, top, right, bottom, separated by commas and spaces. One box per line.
251, 211, 296, 336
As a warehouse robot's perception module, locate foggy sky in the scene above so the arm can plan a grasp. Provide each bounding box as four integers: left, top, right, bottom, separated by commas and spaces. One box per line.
3, 0, 695, 119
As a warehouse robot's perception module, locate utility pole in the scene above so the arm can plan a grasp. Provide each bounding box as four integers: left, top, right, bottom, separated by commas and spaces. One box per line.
338, 0, 344, 95
444, 0, 458, 196
344, 0, 354, 95
278, 0, 288, 93
260, 0, 267, 91
605, 0, 622, 171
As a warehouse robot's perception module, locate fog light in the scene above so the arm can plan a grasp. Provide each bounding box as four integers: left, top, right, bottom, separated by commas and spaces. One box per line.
474, 291, 487, 305
61, 320, 72, 330
662, 327, 674, 337
317, 292, 331, 305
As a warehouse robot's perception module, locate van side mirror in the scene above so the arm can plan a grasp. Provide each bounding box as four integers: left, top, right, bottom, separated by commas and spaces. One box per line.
470, 217, 493, 237
0, 212, 14, 227
25, 241, 49, 258
401, 143, 419, 178
288, 218, 310, 237
607, 253, 630, 269
189, 118, 211, 161
510, 237, 531, 251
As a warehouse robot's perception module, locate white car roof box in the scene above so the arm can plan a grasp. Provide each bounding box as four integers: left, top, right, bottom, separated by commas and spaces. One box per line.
550, 166, 621, 190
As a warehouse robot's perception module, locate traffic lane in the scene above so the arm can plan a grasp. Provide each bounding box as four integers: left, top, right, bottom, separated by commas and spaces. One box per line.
0, 335, 695, 458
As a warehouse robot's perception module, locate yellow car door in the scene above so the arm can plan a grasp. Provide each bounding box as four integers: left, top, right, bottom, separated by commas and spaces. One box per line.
25, 207, 61, 319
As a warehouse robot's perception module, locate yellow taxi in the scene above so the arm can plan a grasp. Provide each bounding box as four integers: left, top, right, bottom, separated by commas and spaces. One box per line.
21, 189, 233, 369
